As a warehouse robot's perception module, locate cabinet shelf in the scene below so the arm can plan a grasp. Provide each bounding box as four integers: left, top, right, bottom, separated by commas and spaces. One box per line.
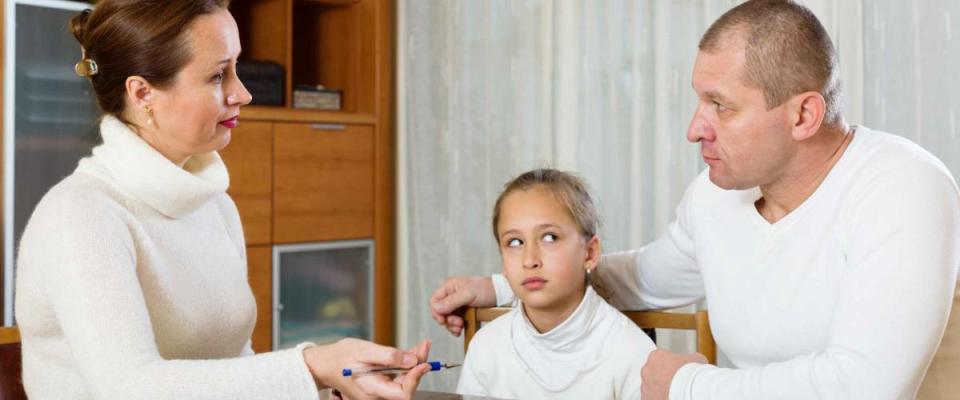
295, 0, 361, 5
241, 106, 375, 124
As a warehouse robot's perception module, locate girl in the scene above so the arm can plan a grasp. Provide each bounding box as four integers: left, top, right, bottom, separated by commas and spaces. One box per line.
456, 169, 655, 399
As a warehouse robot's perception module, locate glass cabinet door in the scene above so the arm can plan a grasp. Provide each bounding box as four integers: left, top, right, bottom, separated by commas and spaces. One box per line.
272, 240, 374, 350
4, 0, 99, 324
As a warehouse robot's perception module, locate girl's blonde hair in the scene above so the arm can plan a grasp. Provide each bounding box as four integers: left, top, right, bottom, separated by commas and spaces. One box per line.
492, 169, 599, 242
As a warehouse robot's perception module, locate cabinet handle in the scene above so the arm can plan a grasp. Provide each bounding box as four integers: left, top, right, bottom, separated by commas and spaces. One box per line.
311, 123, 346, 131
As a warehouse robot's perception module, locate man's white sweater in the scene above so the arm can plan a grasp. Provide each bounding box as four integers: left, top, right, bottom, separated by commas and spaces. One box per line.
15, 116, 318, 399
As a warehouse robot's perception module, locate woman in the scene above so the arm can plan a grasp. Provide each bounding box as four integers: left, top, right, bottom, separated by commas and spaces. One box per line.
13, 1, 430, 399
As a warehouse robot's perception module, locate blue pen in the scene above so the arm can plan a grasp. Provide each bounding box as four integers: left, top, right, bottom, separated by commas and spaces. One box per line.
342, 361, 462, 377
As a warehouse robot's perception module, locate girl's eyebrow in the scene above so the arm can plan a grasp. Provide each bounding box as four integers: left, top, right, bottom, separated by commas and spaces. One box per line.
498, 229, 520, 239
498, 223, 565, 238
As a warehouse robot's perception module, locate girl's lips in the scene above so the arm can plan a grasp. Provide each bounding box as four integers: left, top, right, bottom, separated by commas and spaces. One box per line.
522, 277, 547, 290
219, 116, 239, 129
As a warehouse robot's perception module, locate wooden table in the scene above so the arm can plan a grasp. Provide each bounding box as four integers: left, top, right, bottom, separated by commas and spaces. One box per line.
414, 391, 505, 400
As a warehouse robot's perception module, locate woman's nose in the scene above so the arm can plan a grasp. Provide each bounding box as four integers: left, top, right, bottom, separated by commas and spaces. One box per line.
228, 79, 254, 106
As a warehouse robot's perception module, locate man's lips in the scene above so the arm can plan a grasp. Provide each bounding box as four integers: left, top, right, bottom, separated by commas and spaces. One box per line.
522, 277, 547, 290
702, 153, 720, 163
219, 116, 239, 129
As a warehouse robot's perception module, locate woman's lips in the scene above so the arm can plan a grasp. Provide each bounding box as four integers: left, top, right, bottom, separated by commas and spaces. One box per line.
522, 277, 547, 290
219, 116, 239, 129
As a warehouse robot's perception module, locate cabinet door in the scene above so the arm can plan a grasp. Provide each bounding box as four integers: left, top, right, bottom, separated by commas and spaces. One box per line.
246, 245, 272, 353
273, 241, 374, 349
273, 123, 373, 243
220, 121, 272, 245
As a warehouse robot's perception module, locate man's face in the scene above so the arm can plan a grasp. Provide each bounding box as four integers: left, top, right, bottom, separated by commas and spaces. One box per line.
687, 39, 795, 190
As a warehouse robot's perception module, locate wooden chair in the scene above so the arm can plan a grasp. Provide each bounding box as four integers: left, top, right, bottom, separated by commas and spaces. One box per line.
0, 326, 27, 400
463, 307, 717, 365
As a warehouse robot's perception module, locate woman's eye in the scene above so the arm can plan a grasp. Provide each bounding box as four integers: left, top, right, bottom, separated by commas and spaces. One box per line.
542, 233, 557, 242
212, 72, 225, 83
506, 238, 522, 247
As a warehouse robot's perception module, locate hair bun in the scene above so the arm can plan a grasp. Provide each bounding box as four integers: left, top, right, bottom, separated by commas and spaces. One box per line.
69, 8, 93, 46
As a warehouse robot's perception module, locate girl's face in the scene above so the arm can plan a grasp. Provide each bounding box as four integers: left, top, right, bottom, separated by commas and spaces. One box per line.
132, 8, 252, 166
497, 186, 600, 325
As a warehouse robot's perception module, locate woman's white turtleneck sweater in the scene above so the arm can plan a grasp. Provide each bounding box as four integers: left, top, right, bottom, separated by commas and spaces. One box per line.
456, 286, 655, 399
14, 116, 319, 399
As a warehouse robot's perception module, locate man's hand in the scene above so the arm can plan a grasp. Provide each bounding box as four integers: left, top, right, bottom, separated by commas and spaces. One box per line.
641, 349, 708, 400
428, 276, 497, 336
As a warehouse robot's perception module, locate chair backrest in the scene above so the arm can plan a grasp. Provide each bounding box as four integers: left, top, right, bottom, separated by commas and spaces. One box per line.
463, 307, 717, 365
0, 327, 27, 400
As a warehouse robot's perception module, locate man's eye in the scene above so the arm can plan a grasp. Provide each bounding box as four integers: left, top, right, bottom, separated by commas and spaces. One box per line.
714, 101, 728, 113
506, 238, 522, 247
542, 233, 557, 242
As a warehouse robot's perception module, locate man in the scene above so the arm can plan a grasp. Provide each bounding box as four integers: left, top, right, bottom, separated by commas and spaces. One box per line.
429, 1, 960, 399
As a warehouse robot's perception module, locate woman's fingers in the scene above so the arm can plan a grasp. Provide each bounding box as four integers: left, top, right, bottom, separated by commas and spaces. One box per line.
399, 363, 433, 398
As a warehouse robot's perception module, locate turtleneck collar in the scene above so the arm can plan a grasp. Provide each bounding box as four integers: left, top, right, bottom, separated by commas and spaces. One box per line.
83, 115, 230, 218
510, 285, 620, 392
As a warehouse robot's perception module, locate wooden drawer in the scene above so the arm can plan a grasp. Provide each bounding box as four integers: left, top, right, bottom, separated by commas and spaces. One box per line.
273, 122, 374, 243
220, 121, 273, 245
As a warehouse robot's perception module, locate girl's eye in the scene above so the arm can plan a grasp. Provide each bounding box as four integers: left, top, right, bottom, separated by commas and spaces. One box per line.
542, 233, 557, 242
506, 238, 523, 247
212, 72, 225, 83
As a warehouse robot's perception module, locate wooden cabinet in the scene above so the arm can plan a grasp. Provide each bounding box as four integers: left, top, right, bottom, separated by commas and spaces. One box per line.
273, 123, 374, 243
228, 0, 395, 346
220, 121, 273, 246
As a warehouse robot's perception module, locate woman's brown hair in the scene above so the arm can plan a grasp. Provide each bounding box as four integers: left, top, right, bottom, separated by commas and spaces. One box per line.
69, 0, 230, 118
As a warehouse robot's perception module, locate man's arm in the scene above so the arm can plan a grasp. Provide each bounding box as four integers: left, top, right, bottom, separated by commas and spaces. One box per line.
596, 176, 706, 311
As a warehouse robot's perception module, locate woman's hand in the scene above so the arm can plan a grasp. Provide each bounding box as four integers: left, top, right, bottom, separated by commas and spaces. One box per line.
304, 338, 432, 400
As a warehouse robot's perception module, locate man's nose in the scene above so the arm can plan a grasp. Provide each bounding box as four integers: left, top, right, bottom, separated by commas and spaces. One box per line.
687, 113, 714, 143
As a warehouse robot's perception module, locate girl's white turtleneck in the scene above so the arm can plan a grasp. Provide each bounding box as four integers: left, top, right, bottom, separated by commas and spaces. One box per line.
457, 286, 655, 399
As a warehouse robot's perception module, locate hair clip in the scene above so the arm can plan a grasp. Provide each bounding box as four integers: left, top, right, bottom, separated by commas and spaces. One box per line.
75, 46, 98, 77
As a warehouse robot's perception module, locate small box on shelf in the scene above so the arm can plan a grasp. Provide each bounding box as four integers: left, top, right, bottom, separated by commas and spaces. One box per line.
293, 85, 342, 110
238, 60, 285, 106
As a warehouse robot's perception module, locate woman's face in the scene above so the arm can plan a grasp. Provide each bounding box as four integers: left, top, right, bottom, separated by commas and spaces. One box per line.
497, 186, 599, 328
142, 8, 251, 166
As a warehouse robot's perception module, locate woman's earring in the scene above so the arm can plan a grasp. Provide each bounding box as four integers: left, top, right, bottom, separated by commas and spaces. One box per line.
144, 105, 154, 127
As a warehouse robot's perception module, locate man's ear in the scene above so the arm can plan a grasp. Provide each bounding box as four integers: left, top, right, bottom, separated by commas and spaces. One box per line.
125, 75, 154, 109
789, 91, 826, 142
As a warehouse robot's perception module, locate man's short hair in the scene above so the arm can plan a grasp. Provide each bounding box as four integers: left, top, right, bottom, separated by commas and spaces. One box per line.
699, 0, 843, 125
